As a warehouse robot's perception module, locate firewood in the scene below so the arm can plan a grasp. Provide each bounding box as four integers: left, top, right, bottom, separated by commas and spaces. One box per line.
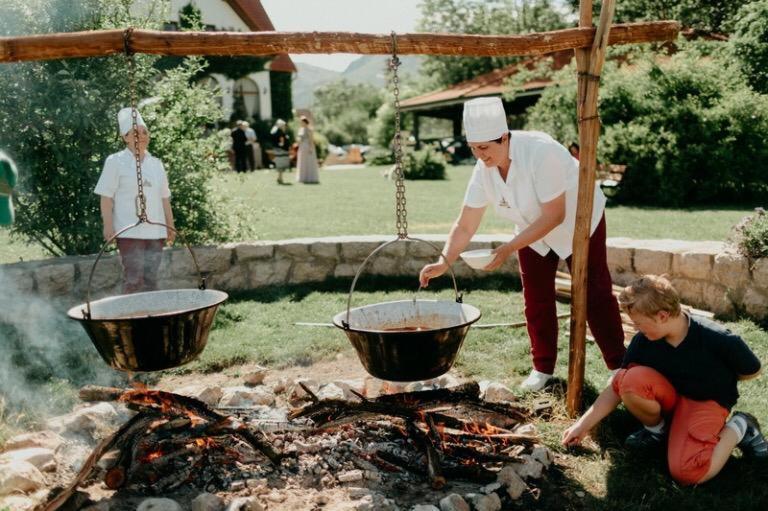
78, 385, 126, 402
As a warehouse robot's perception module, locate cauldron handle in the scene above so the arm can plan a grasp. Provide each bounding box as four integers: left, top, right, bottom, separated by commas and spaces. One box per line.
82, 220, 206, 320
343, 236, 462, 329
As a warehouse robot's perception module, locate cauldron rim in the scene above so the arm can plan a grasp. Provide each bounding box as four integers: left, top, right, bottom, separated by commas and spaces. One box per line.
332, 298, 481, 334
66, 288, 229, 322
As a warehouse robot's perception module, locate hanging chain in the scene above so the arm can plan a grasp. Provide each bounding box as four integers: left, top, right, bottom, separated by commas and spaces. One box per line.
124, 28, 148, 223
389, 32, 408, 239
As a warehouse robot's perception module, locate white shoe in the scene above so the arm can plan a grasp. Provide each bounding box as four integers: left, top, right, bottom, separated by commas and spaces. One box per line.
520, 369, 553, 392
606, 368, 621, 386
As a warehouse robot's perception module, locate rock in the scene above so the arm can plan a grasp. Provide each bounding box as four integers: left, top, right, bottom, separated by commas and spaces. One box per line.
481, 482, 502, 494
192, 493, 225, 511
439, 494, 470, 511
230, 480, 246, 491
226, 497, 264, 511
171, 246, 232, 277
289, 260, 334, 283
743, 286, 768, 318
531, 445, 554, 469
288, 379, 320, 402
310, 242, 340, 259
514, 455, 545, 479
466, 493, 501, 511
412, 506, 440, 511
437, 373, 461, 388
176, 385, 223, 408
514, 423, 537, 436
0, 460, 45, 496
56, 442, 92, 472
244, 367, 269, 386
47, 402, 118, 438
82, 502, 110, 511
35, 262, 75, 296
633, 246, 672, 276
0, 494, 39, 511
606, 241, 633, 274
338, 469, 364, 483
575, 491, 586, 498
248, 260, 292, 288
753, 258, 768, 290
316, 383, 346, 400
497, 465, 527, 500
354, 495, 375, 511
0, 447, 55, 470
1, 430, 64, 453
332, 379, 366, 399
349, 487, 372, 499
672, 250, 715, 280
482, 382, 516, 403
136, 498, 182, 511
272, 377, 290, 394
405, 382, 425, 393
713, 252, 750, 291
233, 243, 274, 262
265, 492, 286, 503
219, 386, 275, 407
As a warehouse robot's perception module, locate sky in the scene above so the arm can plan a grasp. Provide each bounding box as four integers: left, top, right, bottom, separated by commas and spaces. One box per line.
260, 0, 421, 72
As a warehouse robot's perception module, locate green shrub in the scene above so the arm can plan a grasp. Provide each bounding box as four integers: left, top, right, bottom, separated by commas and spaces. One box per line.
402, 149, 446, 180
524, 43, 768, 207
366, 148, 396, 166
730, 0, 768, 94
731, 209, 768, 259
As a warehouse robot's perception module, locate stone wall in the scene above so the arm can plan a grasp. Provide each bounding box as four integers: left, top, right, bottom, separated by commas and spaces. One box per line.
1, 235, 767, 320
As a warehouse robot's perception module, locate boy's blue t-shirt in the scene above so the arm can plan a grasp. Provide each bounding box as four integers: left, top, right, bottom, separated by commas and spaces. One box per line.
621, 315, 761, 410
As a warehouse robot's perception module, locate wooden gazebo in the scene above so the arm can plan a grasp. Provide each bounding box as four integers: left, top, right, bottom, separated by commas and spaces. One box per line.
0, 0, 679, 415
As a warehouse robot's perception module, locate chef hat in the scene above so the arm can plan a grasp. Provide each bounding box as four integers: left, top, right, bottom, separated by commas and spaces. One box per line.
117, 107, 147, 136
462, 97, 508, 143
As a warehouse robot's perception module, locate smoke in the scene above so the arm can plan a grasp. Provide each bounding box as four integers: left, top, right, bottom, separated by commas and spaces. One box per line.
0, 269, 119, 418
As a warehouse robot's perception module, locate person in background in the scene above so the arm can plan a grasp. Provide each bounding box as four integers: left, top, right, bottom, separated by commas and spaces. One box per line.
95, 107, 175, 294
0, 151, 18, 226
419, 97, 625, 391
563, 275, 765, 485
231, 120, 249, 173
243, 121, 262, 170
568, 142, 580, 160
296, 116, 319, 184
271, 119, 290, 184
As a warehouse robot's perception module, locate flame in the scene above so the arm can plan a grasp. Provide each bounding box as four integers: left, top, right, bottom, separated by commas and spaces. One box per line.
141, 449, 165, 463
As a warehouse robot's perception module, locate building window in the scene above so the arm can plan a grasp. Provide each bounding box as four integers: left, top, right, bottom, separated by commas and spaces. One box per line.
234, 77, 261, 119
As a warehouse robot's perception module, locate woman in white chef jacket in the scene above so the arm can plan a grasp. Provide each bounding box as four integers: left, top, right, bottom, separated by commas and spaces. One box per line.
419, 97, 626, 391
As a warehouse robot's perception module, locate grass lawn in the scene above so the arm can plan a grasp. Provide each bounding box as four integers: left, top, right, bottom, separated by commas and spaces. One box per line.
0, 165, 755, 264
173, 278, 768, 510
2, 277, 767, 508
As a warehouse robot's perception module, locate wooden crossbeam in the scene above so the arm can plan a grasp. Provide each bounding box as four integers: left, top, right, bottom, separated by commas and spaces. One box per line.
0, 22, 679, 63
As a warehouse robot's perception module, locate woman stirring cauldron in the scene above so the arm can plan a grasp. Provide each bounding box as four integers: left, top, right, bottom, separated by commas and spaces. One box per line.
95, 107, 175, 294
419, 97, 625, 391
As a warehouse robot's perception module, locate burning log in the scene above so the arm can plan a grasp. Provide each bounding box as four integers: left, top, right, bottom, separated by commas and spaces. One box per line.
406, 420, 446, 490
78, 385, 126, 402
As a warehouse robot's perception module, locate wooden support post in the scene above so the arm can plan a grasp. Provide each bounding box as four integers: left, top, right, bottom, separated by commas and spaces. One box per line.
0, 23, 678, 63
567, 0, 616, 417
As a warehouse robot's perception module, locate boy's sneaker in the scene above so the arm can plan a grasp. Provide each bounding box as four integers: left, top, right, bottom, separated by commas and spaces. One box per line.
734, 412, 768, 458
625, 428, 665, 450
519, 369, 553, 392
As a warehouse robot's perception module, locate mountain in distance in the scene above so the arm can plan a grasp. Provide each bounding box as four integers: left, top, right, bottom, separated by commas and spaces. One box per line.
293, 55, 423, 109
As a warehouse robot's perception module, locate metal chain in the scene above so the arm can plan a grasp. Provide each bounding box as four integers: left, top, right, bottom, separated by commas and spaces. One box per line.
124, 28, 148, 222
389, 32, 407, 239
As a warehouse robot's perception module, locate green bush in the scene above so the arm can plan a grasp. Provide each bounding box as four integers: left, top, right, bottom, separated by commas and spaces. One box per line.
524, 43, 768, 207
731, 209, 768, 260
0, 0, 239, 255
730, 0, 768, 94
366, 148, 396, 166
402, 149, 446, 180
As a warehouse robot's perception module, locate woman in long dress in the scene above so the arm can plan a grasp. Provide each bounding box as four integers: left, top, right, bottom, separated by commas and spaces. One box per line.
296, 116, 319, 184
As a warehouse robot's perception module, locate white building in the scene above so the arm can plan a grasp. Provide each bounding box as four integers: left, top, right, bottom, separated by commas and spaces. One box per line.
165, 0, 296, 121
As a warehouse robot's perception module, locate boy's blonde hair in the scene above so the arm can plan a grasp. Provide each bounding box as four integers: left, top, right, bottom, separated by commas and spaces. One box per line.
618, 275, 682, 317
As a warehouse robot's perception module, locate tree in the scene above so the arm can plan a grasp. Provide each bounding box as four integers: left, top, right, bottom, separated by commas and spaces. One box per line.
0, 0, 237, 255
417, 0, 567, 88
523, 43, 768, 207
312, 80, 384, 145
565, 0, 752, 35
729, 1, 768, 94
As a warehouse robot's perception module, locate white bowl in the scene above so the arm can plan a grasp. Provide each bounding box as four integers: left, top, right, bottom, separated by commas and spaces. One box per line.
459, 248, 495, 270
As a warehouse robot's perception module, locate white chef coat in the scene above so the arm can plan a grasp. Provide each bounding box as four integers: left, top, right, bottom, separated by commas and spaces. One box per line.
463, 130, 606, 259
94, 148, 171, 239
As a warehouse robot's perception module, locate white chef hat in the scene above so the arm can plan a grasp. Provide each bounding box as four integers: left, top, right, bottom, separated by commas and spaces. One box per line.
462, 97, 508, 143
117, 107, 147, 136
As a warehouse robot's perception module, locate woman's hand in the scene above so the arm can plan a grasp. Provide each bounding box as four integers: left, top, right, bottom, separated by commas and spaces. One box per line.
561, 421, 589, 447
484, 242, 516, 271
103, 225, 115, 243
166, 227, 176, 246
419, 261, 449, 288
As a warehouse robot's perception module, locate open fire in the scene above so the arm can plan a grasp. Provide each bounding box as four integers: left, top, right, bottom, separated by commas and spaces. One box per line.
34, 380, 552, 511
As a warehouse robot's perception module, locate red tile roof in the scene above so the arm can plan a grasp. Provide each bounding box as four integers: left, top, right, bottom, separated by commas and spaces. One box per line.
400, 50, 571, 110
223, 0, 296, 73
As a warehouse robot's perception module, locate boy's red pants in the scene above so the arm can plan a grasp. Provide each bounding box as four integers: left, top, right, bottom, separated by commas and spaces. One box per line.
612, 365, 730, 485
517, 215, 626, 374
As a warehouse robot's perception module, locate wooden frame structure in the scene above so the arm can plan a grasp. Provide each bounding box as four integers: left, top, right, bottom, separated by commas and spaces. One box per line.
0, 1, 676, 415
